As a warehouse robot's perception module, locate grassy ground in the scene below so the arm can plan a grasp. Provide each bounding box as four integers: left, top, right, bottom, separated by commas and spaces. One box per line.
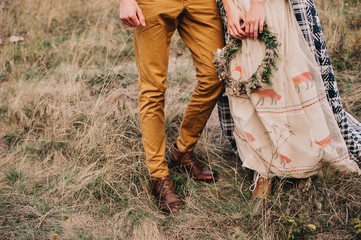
0, 0, 360, 239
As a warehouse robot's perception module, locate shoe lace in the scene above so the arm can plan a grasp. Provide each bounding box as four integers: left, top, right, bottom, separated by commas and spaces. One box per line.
249, 171, 260, 192
184, 152, 203, 170
161, 177, 176, 197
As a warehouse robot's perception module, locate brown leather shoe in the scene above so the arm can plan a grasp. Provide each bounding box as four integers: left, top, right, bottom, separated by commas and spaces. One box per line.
170, 144, 215, 182
152, 176, 182, 214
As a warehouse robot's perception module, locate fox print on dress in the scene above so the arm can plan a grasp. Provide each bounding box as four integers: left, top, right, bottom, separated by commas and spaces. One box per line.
234, 66, 242, 75
252, 89, 282, 106
293, 72, 313, 92
245, 132, 256, 142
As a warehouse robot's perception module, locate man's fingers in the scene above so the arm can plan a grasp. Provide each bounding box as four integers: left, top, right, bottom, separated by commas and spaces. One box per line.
136, 7, 146, 26
230, 27, 240, 39
228, 27, 236, 38
237, 27, 246, 37
129, 15, 140, 27
234, 25, 245, 39
120, 15, 137, 27
121, 18, 133, 27
128, 18, 137, 27
230, 26, 242, 39
234, 22, 246, 38
239, 29, 246, 37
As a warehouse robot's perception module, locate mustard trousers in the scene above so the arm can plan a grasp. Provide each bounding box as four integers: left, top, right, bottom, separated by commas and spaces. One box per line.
134, 0, 224, 178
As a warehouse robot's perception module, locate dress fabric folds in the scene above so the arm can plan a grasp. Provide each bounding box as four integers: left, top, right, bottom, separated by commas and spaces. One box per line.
216, 0, 361, 166
218, 0, 360, 178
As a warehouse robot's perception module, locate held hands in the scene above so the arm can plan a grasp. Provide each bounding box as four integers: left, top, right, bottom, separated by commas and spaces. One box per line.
226, 3, 247, 39
119, 0, 146, 27
245, 0, 265, 40
225, 0, 265, 40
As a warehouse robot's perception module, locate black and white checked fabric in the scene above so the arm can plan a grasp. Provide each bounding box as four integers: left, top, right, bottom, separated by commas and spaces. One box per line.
216, 0, 361, 164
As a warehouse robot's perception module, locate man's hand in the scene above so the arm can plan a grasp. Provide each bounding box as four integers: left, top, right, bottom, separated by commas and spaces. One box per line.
119, 0, 146, 27
245, 0, 265, 40
225, 4, 247, 39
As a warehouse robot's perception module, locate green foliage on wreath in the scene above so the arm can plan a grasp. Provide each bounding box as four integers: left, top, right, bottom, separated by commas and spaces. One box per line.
213, 25, 280, 96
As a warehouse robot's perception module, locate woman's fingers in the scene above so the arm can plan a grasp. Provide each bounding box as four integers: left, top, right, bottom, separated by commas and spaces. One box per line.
245, 22, 250, 38
253, 21, 259, 40
259, 19, 264, 34
244, 2, 266, 40
245, 18, 265, 39
249, 21, 254, 39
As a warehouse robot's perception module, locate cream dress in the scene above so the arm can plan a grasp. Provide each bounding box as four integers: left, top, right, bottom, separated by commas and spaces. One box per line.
228, 0, 361, 178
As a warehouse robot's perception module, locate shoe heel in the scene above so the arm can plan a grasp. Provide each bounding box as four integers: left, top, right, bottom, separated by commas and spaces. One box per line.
167, 160, 183, 173
168, 160, 176, 169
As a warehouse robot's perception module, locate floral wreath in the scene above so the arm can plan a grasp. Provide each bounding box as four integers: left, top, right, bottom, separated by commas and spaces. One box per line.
213, 25, 280, 96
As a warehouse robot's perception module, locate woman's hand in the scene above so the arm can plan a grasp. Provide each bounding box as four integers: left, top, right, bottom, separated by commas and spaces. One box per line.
245, 0, 265, 40
223, 1, 247, 39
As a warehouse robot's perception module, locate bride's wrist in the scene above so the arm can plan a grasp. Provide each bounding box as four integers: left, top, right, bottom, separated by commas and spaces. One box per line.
251, 0, 265, 6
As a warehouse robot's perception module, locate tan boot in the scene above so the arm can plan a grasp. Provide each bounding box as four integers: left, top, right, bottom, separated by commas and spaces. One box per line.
297, 177, 312, 192
152, 176, 182, 214
170, 144, 215, 182
251, 173, 272, 199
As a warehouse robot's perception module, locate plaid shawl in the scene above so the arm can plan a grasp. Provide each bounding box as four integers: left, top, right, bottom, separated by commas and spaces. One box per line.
216, 0, 361, 164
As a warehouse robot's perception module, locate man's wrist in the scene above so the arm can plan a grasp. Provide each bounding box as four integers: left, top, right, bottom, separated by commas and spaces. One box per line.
223, 0, 236, 13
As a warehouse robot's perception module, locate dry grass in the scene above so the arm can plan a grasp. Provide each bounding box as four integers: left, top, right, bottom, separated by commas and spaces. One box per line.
0, 0, 360, 239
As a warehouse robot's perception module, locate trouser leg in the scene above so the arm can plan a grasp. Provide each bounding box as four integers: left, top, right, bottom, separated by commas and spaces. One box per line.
176, 0, 225, 152
134, 0, 181, 178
